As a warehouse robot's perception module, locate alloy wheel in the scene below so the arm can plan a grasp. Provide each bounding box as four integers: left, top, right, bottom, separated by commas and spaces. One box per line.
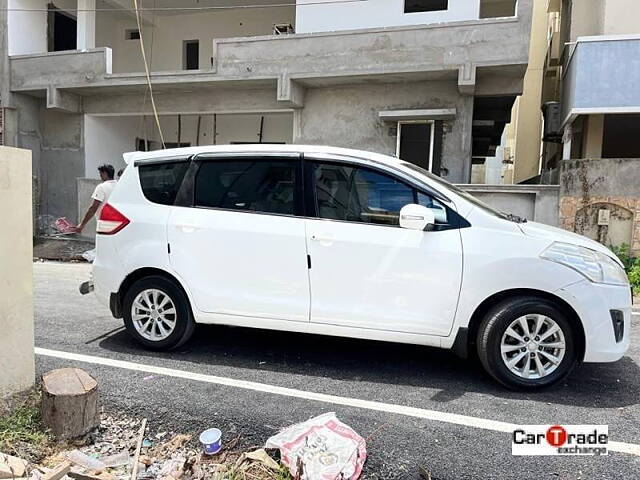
500, 314, 566, 379
131, 288, 177, 341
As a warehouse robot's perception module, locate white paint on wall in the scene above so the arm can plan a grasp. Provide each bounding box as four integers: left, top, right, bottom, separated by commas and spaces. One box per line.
84, 113, 294, 178
77, 0, 96, 50
7, 0, 48, 55
84, 115, 138, 177
295, 0, 481, 34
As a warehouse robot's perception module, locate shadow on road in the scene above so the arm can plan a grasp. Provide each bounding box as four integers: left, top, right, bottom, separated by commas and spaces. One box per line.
98, 323, 640, 409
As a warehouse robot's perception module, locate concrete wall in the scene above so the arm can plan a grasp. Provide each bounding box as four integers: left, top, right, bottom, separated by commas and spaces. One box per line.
568, 0, 640, 41
7, 0, 47, 55
460, 184, 560, 225
296, 0, 482, 33
84, 113, 293, 179
567, 0, 605, 42
603, 0, 640, 36
296, 81, 472, 182
0, 146, 34, 399
562, 37, 640, 123
96, 7, 296, 73
560, 157, 640, 253
506, 0, 547, 184
77, 176, 99, 239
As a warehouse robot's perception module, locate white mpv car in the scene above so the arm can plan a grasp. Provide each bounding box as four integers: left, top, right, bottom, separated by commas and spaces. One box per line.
87, 145, 631, 389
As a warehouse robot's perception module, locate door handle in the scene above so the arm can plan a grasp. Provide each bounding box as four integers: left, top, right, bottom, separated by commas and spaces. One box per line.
311, 234, 334, 243
176, 224, 199, 233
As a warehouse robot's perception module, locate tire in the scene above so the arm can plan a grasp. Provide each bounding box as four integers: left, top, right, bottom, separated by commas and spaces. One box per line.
476, 297, 579, 390
123, 275, 195, 350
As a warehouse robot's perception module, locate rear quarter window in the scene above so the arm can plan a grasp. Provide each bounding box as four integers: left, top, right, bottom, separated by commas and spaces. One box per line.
138, 161, 190, 205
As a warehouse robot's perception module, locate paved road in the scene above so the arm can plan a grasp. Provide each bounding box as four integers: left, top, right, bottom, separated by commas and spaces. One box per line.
34, 262, 640, 479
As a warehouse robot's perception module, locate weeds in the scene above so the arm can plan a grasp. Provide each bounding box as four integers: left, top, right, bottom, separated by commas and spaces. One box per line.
610, 243, 640, 291
0, 394, 51, 459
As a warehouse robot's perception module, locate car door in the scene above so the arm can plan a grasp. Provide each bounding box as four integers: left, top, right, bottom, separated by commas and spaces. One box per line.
167, 153, 310, 322
304, 159, 463, 336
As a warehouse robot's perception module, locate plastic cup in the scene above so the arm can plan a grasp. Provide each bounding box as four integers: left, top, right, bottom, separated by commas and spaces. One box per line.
199, 428, 222, 455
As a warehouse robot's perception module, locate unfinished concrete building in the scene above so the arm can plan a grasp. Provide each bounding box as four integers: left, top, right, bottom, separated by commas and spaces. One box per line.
0, 0, 533, 229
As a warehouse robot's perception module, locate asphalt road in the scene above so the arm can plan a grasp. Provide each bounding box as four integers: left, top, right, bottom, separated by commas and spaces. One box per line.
34, 262, 640, 479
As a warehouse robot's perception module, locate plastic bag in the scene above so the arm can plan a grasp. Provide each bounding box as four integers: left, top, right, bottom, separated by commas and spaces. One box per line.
54, 217, 76, 234
265, 412, 366, 480
82, 248, 96, 263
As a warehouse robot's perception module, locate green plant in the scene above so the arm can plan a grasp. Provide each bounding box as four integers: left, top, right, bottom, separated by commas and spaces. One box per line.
610, 243, 633, 270
0, 395, 51, 457
610, 243, 640, 291
628, 260, 640, 291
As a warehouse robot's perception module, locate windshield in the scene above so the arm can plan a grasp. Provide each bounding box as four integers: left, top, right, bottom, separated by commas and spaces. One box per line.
399, 161, 526, 222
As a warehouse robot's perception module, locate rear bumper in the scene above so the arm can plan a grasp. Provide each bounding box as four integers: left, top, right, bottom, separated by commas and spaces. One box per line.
556, 280, 632, 363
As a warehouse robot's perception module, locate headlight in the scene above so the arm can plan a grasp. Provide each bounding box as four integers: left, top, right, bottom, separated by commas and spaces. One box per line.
541, 242, 629, 286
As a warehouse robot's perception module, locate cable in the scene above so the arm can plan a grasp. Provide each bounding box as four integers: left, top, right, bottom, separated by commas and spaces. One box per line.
5, 0, 368, 13
136, 0, 157, 148
133, 0, 165, 148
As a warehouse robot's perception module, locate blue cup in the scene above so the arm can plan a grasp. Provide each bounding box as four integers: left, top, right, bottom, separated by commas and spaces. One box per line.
199, 428, 222, 455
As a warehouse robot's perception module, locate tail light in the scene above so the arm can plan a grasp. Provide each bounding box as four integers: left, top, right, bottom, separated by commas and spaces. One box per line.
97, 203, 130, 235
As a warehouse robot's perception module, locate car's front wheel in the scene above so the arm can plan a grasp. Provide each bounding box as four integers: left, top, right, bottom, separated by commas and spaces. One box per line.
477, 297, 579, 390
123, 275, 195, 350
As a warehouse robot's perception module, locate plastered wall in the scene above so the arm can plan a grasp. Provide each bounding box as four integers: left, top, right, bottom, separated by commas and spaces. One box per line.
0, 146, 35, 399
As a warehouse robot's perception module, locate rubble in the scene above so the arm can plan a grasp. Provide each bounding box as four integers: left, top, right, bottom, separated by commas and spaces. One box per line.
0, 452, 28, 478
1, 409, 373, 480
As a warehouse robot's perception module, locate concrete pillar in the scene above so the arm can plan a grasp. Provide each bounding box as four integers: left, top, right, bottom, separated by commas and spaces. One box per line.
584, 114, 604, 159
77, 0, 96, 50
0, 147, 34, 400
562, 122, 573, 160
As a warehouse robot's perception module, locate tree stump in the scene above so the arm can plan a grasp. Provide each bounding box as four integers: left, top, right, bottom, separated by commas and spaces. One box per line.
41, 368, 99, 439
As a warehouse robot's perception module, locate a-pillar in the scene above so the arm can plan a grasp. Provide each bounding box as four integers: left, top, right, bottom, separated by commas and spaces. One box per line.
77, 0, 96, 50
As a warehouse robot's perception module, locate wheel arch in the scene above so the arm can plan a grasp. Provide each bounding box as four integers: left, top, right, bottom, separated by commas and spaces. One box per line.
112, 267, 190, 319
456, 288, 586, 362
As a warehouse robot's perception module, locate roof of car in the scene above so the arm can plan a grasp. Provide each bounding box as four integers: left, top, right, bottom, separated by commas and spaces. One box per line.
123, 144, 400, 168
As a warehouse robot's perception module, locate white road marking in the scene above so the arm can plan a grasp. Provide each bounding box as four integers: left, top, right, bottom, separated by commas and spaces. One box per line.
35, 347, 640, 456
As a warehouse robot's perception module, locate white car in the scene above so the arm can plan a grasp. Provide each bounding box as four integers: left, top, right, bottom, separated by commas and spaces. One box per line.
86, 145, 631, 389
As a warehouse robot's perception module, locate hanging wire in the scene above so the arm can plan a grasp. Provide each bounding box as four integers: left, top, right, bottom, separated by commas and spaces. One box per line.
5, 0, 368, 12
133, 0, 165, 148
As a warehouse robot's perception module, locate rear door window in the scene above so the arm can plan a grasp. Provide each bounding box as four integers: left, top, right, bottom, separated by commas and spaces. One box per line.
195, 160, 297, 215
138, 161, 190, 205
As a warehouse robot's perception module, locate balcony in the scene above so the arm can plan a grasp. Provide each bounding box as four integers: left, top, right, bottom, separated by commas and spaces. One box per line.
9, 0, 532, 109
561, 35, 640, 124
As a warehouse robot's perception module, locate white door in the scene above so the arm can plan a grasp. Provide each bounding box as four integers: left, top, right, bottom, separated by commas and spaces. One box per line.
167, 157, 310, 322
306, 162, 463, 336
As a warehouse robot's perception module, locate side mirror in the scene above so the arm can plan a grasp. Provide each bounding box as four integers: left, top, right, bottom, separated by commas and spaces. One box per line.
399, 204, 436, 231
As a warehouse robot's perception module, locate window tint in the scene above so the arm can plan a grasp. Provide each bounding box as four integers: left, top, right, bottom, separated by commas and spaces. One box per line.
195, 160, 296, 215
313, 163, 414, 226
139, 161, 190, 205
417, 192, 448, 224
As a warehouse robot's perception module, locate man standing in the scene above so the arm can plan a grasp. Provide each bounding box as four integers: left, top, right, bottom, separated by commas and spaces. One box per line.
74, 164, 117, 234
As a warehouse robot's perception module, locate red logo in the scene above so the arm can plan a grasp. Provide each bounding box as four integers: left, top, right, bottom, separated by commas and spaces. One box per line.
546, 425, 568, 447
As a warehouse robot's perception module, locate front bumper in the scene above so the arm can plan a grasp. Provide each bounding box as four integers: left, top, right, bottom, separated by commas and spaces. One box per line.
556, 280, 632, 363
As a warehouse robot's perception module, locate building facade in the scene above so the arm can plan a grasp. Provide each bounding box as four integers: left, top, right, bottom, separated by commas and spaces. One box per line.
540, 0, 640, 254
0, 0, 533, 228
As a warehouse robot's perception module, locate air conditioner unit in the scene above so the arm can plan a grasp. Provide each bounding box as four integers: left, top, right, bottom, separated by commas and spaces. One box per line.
542, 101, 562, 143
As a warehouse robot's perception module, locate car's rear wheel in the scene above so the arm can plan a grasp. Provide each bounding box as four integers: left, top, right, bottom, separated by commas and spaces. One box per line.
477, 297, 579, 390
123, 275, 195, 350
